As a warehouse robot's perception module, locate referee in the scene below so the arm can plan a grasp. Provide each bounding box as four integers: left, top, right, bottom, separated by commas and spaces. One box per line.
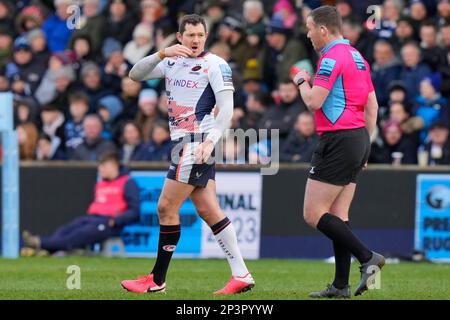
293, 6, 385, 298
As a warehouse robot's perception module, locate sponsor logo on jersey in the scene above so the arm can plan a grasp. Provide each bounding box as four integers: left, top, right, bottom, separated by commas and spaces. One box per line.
167, 60, 175, 67
166, 77, 199, 89
191, 65, 201, 71
219, 64, 233, 86
163, 245, 176, 252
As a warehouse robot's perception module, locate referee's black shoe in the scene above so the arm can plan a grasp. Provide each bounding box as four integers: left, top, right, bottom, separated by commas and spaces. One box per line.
309, 284, 351, 299
354, 252, 385, 296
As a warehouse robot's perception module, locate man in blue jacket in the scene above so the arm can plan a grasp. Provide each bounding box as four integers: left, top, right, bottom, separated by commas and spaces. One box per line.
22, 152, 140, 255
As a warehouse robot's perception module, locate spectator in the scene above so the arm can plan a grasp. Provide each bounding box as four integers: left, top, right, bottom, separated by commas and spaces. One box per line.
387, 80, 409, 105
371, 40, 402, 107
259, 80, 306, 143
440, 22, 450, 48
123, 22, 154, 65
0, 28, 13, 68
42, 0, 75, 53
36, 133, 67, 160
369, 120, 418, 164
260, 14, 308, 90
280, 111, 319, 163
17, 122, 39, 160
69, 34, 96, 77
388, 100, 423, 147
102, 38, 130, 92
136, 88, 160, 142
374, 0, 402, 40
342, 17, 376, 64
420, 20, 447, 71
399, 41, 432, 103
135, 120, 171, 161
71, 114, 117, 161
413, 74, 449, 143
422, 121, 450, 165
140, 0, 167, 28
96, 95, 124, 139
440, 49, 450, 97
14, 95, 39, 125
70, 0, 106, 54
238, 91, 271, 131
6, 36, 47, 96
27, 28, 50, 67
35, 64, 76, 107
120, 76, 141, 120
202, 0, 226, 48
21, 152, 140, 255
40, 104, 66, 150
409, 0, 428, 35
119, 121, 145, 163
0, 0, 15, 33
80, 61, 111, 111
65, 92, 89, 156
243, 0, 266, 50
217, 15, 254, 72
102, 0, 137, 46
155, 19, 177, 52
437, 0, 450, 27
336, 0, 359, 22
391, 16, 418, 52
15, 5, 45, 35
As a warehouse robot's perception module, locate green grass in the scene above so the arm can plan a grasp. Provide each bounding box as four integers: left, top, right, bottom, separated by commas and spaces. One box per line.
0, 257, 449, 300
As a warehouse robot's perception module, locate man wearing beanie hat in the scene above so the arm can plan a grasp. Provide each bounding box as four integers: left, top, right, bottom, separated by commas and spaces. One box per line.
260, 13, 308, 90
7, 36, 47, 95
123, 14, 255, 295
217, 15, 254, 71
413, 73, 449, 143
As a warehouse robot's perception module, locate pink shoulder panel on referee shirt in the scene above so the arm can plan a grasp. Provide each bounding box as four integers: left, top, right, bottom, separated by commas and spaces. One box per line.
313, 39, 374, 135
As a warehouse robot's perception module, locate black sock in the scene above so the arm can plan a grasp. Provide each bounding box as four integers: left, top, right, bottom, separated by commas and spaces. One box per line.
332, 221, 352, 289
317, 213, 372, 264
151, 224, 181, 285
210, 217, 231, 235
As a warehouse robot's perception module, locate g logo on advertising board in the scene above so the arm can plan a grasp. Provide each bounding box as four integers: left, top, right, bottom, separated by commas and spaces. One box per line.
415, 175, 450, 261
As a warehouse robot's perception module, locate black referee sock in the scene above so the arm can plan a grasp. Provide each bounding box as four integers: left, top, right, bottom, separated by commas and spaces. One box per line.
317, 213, 372, 264
151, 224, 181, 285
332, 221, 352, 289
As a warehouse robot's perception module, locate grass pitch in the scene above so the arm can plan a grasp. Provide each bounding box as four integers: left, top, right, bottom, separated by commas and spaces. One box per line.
0, 257, 449, 300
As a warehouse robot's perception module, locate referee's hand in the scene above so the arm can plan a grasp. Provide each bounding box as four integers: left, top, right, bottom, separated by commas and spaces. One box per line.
293, 69, 311, 85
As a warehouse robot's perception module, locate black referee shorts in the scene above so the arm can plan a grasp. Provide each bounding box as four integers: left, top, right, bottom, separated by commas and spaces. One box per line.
308, 127, 370, 186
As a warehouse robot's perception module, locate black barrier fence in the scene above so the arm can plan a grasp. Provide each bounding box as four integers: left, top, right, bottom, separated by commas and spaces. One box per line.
1, 162, 449, 259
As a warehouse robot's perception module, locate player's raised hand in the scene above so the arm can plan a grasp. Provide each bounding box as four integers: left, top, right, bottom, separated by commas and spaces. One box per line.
164, 44, 193, 58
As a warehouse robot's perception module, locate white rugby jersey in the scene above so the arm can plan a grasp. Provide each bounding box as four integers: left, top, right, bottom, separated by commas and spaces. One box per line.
155, 51, 235, 140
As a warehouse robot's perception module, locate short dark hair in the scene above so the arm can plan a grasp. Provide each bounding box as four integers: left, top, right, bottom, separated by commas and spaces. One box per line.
98, 151, 120, 165
309, 5, 343, 35
179, 14, 207, 34
69, 91, 89, 105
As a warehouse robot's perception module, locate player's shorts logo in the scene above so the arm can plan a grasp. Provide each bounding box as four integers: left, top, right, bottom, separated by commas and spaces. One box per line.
163, 245, 177, 252
309, 166, 315, 174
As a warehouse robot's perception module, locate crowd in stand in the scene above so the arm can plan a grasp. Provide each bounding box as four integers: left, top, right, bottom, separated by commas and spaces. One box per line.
0, 0, 449, 165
